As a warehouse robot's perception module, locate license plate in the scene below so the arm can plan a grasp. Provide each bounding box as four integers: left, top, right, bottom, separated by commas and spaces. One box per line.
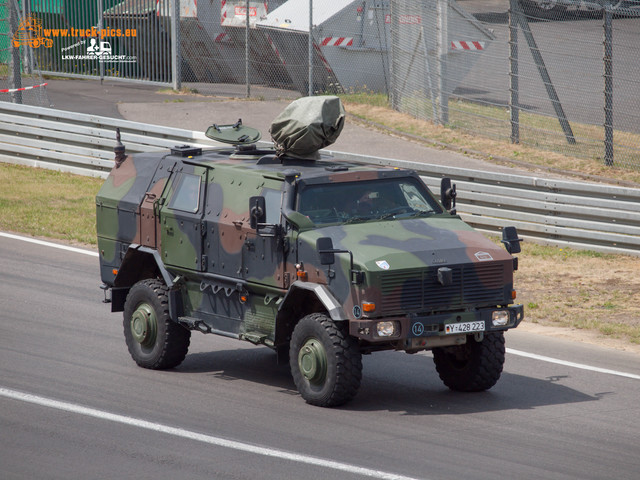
445, 321, 485, 334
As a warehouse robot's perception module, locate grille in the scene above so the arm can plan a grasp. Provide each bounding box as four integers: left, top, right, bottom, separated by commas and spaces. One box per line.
379, 263, 507, 314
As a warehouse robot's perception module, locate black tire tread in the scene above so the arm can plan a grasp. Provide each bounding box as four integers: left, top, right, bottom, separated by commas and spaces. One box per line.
433, 331, 505, 392
290, 313, 362, 407
123, 278, 190, 370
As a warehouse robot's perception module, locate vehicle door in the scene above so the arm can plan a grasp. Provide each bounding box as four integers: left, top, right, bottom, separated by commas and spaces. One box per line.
241, 185, 286, 289
158, 164, 208, 272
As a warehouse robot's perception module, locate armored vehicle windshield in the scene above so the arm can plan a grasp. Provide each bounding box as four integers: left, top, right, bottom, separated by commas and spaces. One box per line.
296, 176, 443, 225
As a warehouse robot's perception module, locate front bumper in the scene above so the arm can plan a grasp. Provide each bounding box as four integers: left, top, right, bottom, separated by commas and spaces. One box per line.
349, 304, 524, 344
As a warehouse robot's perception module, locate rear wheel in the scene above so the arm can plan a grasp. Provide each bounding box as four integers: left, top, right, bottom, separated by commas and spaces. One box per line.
433, 331, 505, 392
123, 279, 190, 369
289, 313, 362, 407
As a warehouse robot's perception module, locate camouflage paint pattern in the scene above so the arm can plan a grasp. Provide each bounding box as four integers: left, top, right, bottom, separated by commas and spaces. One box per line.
97, 145, 523, 353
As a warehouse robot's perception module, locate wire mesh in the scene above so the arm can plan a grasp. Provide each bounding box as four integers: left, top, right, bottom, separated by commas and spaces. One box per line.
4, 0, 639, 169
391, 0, 640, 169
0, 0, 51, 106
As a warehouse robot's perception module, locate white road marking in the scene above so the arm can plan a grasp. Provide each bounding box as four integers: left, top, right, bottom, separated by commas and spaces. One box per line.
0, 232, 98, 257
507, 348, 640, 380
0, 387, 422, 480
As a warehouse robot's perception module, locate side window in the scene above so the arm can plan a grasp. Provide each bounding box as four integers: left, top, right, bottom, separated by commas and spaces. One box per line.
168, 173, 201, 213
263, 188, 282, 223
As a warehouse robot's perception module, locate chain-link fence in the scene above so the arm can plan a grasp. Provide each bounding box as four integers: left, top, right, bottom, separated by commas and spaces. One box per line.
391, 0, 640, 169
2, 0, 639, 168
0, 0, 50, 106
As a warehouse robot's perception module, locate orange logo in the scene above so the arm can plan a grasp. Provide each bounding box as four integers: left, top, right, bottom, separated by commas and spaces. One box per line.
12, 17, 53, 49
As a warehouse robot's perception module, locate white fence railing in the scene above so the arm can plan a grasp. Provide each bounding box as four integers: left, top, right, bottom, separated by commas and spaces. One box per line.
1, 102, 639, 256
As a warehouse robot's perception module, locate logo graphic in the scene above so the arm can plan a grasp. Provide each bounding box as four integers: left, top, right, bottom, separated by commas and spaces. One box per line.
353, 305, 362, 319
12, 17, 53, 49
474, 251, 494, 262
412, 322, 425, 336
376, 260, 390, 270
61, 37, 137, 64
11, 15, 137, 65
87, 38, 112, 57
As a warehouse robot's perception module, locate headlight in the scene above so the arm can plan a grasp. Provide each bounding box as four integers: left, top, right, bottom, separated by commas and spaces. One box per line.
492, 310, 510, 327
376, 321, 399, 337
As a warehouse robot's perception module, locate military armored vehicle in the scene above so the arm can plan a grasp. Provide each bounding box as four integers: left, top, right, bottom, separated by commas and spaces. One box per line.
97, 96, 523, 407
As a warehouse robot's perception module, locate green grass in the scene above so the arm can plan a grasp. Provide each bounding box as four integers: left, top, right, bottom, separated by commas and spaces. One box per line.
0, 163, 102, 245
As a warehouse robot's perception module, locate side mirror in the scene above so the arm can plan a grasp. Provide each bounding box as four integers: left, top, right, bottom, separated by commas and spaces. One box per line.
501, 226, 522, 254
249, 196, 266, 230
440, 177, 457, 213
316, 237, 335, 265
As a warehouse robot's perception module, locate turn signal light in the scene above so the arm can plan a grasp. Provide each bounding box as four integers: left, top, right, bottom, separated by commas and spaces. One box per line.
362, 302, 376, 313
296, 270, 308, 281
511, 290, 517, 300
112, 269, 118, 276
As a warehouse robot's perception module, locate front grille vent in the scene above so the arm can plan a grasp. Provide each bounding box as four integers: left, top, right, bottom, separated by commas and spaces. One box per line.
379, 263, 506, 314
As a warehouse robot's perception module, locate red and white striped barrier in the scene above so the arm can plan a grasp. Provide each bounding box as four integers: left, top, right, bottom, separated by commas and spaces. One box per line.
214, 32, 231, 43
266, 33, 285, 65
450, 41, 485, 51
313, 43, 334, 75
320, 37, 353, 47
0, 82, 48, 94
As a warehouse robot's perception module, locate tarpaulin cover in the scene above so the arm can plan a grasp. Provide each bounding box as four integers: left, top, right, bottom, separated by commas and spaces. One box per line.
269, 96, 345, 158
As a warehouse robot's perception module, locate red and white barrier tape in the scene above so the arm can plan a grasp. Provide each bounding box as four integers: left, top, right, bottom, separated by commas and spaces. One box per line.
0, 82, 48, 94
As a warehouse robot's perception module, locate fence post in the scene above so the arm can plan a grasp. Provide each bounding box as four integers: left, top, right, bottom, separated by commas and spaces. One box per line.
436, 0, 449, 125
509, 0, 519, 144
9, 0, 22, 104
97, 0, 104, 83
308, 0, 313, 97
389, 0, 398, 110
20, 0, 32, 74
603, 6, 614, 167
171, 0, 181, 91
245, 0, 250, 98
513, 0, 575, 145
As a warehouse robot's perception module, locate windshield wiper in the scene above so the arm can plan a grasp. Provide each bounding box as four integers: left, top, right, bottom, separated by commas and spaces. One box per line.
407, 210, 435, 218
344, 215, 374, 224
378, 209, 434, 220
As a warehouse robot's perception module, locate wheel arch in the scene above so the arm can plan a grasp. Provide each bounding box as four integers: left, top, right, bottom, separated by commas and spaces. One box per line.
274, 282, 347, 347
111, 245, 179, 315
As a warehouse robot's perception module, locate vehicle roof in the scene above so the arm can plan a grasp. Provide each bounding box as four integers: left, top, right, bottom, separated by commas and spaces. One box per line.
182, 146, 414, 183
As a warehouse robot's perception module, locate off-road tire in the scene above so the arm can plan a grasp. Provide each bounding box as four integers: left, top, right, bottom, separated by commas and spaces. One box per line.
433, 331, 505, 392
289, 313, 362, 407
123, 279, 190, 370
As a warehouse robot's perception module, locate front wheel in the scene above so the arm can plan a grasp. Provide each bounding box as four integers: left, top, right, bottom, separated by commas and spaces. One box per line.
123, 279, 191, 369
289, 313, 362, 407
433, 331, 505, 392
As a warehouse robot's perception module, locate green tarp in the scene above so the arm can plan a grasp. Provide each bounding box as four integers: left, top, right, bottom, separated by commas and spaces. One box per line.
270, 96, 345, 159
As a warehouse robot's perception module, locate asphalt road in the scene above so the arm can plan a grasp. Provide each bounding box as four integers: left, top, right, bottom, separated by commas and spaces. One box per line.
2, 232, 640, 480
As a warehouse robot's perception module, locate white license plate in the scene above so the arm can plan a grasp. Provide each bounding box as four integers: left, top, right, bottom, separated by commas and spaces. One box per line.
444, 321, 485, 334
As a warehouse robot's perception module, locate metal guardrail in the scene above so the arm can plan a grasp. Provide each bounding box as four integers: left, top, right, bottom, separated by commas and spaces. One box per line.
1, 102, 639, 257
0, 102, 220, 177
